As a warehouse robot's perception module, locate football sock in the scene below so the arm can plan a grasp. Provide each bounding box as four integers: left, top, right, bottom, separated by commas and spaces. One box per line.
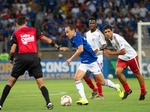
122, 83, 130, 92
0, 85, 11, 106
75, 81, 87, 100
105, 79, 118, 90
84, 77, 97, 92
40, 86, 51, 104
140, 84, 146, 94
94, 77, 103, 96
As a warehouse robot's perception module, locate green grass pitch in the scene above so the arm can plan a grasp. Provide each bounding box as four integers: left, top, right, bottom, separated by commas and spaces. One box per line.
0, 78, 150, 112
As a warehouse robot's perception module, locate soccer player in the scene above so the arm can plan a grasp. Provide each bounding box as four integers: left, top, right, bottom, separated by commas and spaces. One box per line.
103, 25, 147, 100
84, 17, 107, 99
0, 16, 68, 110
65, 24, 123, 105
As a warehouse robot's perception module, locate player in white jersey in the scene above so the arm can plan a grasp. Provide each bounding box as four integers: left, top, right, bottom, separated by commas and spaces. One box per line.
103, 25, 147, 100
84, 17, 107, 99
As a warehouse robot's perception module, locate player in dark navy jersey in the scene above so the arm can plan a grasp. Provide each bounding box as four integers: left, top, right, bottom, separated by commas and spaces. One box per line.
65, 24, 124, 105
0, 16, 68, 110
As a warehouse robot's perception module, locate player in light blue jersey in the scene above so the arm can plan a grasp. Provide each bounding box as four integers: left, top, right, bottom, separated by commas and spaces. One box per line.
65, 24, 124, 105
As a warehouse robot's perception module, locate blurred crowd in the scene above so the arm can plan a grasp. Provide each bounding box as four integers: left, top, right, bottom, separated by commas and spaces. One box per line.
0, 0, 150, 53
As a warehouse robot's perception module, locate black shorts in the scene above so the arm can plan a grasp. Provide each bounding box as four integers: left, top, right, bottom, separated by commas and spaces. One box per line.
11, 53, 43, 79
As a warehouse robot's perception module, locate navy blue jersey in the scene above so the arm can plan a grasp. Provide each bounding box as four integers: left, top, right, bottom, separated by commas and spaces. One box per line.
70, 32, 97, 64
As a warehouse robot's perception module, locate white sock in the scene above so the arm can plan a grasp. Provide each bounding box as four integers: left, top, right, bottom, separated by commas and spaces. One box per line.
105, 79, 118, 90
75, 81, 87, 100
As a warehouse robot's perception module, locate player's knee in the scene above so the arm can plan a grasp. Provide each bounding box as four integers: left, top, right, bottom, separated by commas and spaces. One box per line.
83, 74, 89, 79
115, 71, 122, 77
134, 72, 142, 78
74, 76, 81, 81
7, 77, 17, 87
100, 82, 105, 86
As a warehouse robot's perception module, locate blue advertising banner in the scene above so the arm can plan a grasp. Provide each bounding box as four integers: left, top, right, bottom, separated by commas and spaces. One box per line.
0, 58, 150, 80
0, 60, 108, 80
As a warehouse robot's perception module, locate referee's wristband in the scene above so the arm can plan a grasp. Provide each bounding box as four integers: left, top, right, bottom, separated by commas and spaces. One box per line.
9, 55, 14, 60
49, 40, 56, 47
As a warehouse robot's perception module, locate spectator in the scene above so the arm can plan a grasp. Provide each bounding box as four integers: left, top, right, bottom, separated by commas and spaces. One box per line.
0, 0, 150, 53
131, 3, 140, 17
71, 3, 80, 17
86, 0, 96, 13
105, 12, 115, 28
139, 3, 148, 18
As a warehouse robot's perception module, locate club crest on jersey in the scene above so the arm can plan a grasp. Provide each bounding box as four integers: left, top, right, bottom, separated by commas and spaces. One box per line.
21, 34, 34, 45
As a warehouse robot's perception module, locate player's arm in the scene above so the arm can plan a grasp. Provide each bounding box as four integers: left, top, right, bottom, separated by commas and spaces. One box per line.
36, 29, 68, 51
9, 34, 17, 64
104, 48, 126, 55
98, 30, 107, 50
104, 34, 126, 55
99, 44, 107, 50
71, 45, 83, 59
66, 45, 83, 65
9, 43, 17, 64
40, 35, 68, 51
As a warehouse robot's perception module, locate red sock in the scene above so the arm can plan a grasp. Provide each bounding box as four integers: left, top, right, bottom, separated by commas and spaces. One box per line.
84, 77, 97, 92
122, 83, 130, 92
94, 77, 103, 96
140, 84, 146, 94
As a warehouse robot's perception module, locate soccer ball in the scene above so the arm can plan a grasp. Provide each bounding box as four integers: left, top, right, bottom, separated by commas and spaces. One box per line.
60, 95, 72, 106
108, 74, 114, 79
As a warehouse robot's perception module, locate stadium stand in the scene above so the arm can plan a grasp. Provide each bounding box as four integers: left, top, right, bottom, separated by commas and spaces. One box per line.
0, 0, 149, 59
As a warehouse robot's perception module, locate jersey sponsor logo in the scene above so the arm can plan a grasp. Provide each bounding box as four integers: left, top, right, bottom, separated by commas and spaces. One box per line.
92, 38, 95, 41
21, 34, 35, 45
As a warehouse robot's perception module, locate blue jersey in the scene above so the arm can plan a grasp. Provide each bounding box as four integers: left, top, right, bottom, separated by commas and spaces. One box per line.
70, 32, 97, 64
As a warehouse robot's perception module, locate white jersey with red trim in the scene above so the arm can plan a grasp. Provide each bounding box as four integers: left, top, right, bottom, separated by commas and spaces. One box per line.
86, 29, 106, 63
110, 33, 137, 61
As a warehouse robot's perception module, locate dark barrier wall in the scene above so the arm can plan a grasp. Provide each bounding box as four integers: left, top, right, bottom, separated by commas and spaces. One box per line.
0, 58, 150, 80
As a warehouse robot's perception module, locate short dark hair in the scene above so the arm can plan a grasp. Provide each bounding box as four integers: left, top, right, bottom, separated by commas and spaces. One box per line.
67, 24, 76, 31
16, 16, 26, 25
103, 25, 112, 31
89, 17, 96, 21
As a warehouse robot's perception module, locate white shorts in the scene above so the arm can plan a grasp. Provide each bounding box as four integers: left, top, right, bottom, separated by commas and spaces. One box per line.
78, 60, 102, 74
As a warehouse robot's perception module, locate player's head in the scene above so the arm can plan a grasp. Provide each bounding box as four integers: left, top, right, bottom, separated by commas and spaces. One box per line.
16, 16, 27, 26
89, 17, 97, 31
65, 24, 76, 39
103, 25, 113, 40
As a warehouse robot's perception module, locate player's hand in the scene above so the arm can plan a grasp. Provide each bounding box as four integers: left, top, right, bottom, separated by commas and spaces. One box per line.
104, 49, 112, 55
66, 58, 72, 65
59, 47, 68, 51
10, 60, 14, 64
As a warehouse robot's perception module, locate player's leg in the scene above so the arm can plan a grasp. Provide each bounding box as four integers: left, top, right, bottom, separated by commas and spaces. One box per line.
94, 61, 104, 99
0, 59, 23, 110
94, 73, 124, 98
74, 69, 88, 105
0, 76, 17, 110
35, 77, 53, 109
128, 56, 147, 100
116, 59, 132, 100
83, 71, 98, 99
30, 56, 53, 109
93, 77, 104, 99
89, 61, 123, 98
133, 71, 147, 100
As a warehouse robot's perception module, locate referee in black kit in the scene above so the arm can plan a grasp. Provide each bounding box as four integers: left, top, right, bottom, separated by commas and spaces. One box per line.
0, 16, 68, 110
